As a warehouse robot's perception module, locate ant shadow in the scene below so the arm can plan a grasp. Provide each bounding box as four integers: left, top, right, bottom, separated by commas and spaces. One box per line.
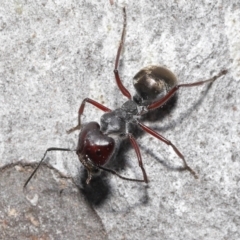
139, 93, 178, 124
152, 82, 214, 133
77, 169, 111, 206
77, 139, 150, 207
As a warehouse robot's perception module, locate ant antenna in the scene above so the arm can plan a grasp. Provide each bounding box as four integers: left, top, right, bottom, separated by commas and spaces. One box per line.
24, 147, 74, 188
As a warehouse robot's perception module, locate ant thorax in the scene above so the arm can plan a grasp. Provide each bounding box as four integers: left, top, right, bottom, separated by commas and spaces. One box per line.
100, 100, 139, 135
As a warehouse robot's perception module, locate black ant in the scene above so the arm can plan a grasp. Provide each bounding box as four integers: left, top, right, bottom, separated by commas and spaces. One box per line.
24, 7, 227, 188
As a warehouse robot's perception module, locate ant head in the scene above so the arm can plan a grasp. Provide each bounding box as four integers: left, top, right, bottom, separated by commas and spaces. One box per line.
133, 65, 177, 106
77, 122, 115, 167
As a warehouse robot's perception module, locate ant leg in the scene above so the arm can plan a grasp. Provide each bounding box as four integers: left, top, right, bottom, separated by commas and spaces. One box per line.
128, 133, 148, 183
113, 7, 132, 100
24, 147, 74, 188
98, 166, 146, 182
67, 98, 112, 134
138, 122, 198, 179
147, 69, 228, 111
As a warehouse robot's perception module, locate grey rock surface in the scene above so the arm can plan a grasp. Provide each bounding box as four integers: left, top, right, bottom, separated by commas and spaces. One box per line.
0, 164, 106, 239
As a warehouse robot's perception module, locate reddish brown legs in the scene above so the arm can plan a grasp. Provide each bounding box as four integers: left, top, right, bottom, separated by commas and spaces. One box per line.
113, 7, 132, 100
67, 98, 112, 134
128, 134, 148, 183
147, 69, 228, 111
24, 147, 73, 188
138, 122, 198, 178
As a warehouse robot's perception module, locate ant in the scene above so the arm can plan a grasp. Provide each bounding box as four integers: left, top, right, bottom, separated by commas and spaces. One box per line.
24, 7, 227, 188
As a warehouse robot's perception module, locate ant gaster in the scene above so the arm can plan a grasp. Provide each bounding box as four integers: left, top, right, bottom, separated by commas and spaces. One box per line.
24, 8, 227, 188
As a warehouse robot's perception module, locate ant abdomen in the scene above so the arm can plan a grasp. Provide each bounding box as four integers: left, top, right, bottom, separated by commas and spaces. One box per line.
133, 65, 177, 106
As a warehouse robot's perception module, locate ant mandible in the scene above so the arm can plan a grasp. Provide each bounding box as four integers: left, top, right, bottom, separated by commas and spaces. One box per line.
24, 7, 227, 188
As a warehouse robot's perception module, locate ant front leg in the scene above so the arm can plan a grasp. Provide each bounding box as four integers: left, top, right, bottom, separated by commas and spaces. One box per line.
113, 7, 132, 100
138, 122, 198, 179
147, 70, 228, 111
67, 98, 112, 134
